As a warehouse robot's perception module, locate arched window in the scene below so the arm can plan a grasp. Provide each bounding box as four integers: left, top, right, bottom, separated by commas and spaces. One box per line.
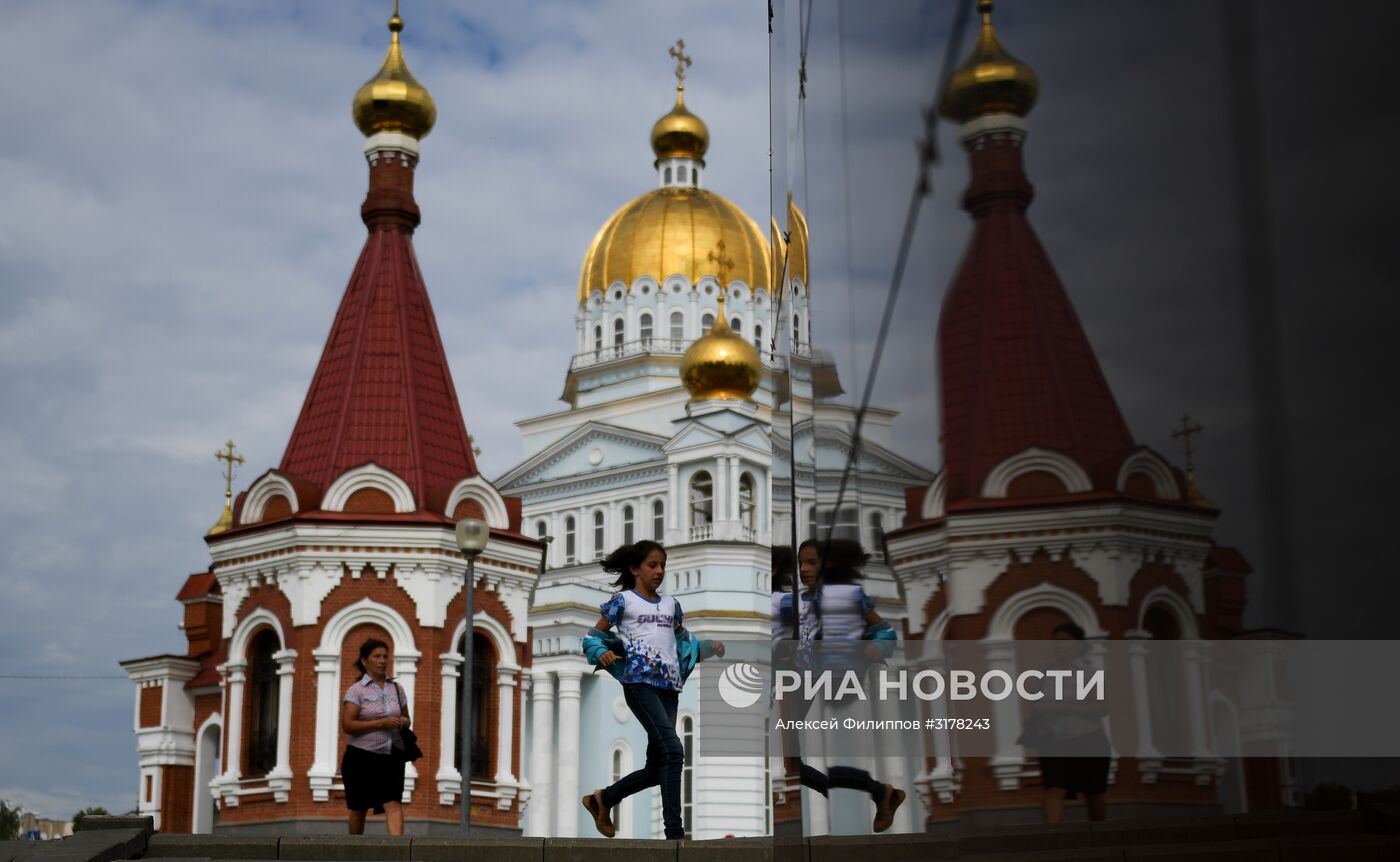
664, 166, 673, 184
639, 313, 653, 344
535, 520, 548, 539
611, 747, 627, 836
793, 314, 801, 346
807, 504, 818, 542
594, 325, 603, 352
652, 500, 665, 540
731, 317, 742, 333
613, 318, 624, 347
623, 505, 635, 545
835, 506, 859, 541
677, 165, 688, 182
454, 633, 494, 779
870, 511, 885, 559
690, 471, 713, 527
246, 629, 279, 775
680, 714, 695, 833
593, 511, 606, 559
754, 323, 763, 350
564, 516, 576, 564
738, 474, 755, 531
670, 310, 685, 341
702, 312, 715, 333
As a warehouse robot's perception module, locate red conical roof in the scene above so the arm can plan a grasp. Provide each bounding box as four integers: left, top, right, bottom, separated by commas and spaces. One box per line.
938, 127, 1134, 505
280, 200, 478, 508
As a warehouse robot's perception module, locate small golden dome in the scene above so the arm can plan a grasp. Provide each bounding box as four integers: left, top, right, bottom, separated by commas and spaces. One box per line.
352, 11, 437, 139
939, 0, 1039, 124
651, 88, 710, 163
681, 311, 761, 402
579, 186, 768, 300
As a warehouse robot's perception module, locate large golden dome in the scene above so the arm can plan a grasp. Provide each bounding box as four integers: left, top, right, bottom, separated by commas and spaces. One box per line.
352, 11, 437, 139
578, 187, 768, 300
939, 0, 1038, 124
681, 313, 761, 402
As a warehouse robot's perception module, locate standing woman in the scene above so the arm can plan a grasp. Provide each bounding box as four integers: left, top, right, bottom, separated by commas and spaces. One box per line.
340, 638, 410, 835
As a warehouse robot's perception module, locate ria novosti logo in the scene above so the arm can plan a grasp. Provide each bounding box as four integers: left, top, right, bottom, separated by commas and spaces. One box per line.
717, 662, 766, 709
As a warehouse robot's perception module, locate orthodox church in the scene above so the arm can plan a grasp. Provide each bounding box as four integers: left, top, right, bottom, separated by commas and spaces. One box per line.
121, 0, 1288, 839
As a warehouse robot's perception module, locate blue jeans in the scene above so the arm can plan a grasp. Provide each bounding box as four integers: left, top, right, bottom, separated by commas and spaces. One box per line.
602, 683, 684, 838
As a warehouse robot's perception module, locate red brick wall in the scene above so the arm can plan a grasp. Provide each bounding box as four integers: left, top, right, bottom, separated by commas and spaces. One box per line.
159, 765, 194, 833
139, 684, 163, 727
215, 565, 524, 830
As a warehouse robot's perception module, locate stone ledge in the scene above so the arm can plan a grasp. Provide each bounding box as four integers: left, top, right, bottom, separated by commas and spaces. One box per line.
146, 836, 278, 860
809, 833, 957, 862
277, 837, 411, 861
542, 837, 677, 862
17, 828, 151, 862
409, 837, 542, 862
1123, 837, 1281, 861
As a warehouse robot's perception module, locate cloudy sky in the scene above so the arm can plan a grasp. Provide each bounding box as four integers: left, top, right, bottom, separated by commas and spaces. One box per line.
2, 0, 1396, 819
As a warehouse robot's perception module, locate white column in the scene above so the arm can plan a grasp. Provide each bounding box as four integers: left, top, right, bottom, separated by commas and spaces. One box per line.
608, 500, 619, 550
1125, 630, 1162, 771
983, 639, 1024, 791
495, 667, 519, 785
220, 661, 247, 802
688, 288, 699, 339
551, 512, 563, 567
656, 291, 667, 348
394, 654, 420, 801
715, 458, 727, 526
730, 456, 742, 535
576, 311, 585, 354
308, 650, 339, 801
268, 649, 297, 802
554, 668, 584, 836
528, 670, 556, 836
667, 464, 680, 543
438, 653, 463, 803
625, 293, 636, 344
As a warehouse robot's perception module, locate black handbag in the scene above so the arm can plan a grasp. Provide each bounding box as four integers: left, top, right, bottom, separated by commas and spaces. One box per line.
392, 683, 423, 762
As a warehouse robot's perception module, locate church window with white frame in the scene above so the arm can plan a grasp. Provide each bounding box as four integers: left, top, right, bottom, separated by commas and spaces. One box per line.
594, 325, 603, 352
730, 317, 742, 334
652, 500, 664, 540
246, 629, 280, 776
613, 318, 624, 347
754, 323, 763, 350
670, 310, 684, 340
593, 510, 606, 559
639, 313, 653, 344
738, 473, 755, 532
565, 515, 576, 564
680, 714, 695, 834
702, 312, 714, 333
689, 471, 713, 527
611, 744, 628, 836
622, 505, 635, 545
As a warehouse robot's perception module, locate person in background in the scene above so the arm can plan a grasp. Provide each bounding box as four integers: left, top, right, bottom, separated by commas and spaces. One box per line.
339, 638, 410, 835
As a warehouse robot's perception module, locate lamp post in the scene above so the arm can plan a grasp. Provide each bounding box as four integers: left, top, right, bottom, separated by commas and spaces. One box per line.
454, 517, 490, 836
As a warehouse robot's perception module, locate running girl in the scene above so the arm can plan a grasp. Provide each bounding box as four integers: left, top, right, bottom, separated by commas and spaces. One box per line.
580, 540, 724, 840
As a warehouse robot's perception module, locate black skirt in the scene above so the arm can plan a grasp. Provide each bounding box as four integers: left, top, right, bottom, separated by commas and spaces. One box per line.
1038, 730, 1111, 799
341, 744, 405, 813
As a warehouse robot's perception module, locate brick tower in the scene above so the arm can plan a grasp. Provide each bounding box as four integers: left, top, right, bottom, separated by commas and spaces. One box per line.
121, 8, 540, 834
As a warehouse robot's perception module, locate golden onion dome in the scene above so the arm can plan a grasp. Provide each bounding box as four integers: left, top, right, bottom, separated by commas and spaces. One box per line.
769, 216, 786, 298
680, 308, 761, 402
578, 187, 768, 301
785, 194, 810, 287
939, 0, 1039, 124
651, 88, 710, 162
352, 10, 437, 140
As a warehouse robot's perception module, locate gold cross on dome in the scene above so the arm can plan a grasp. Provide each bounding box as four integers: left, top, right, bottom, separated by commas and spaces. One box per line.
1170, 413, 1203, 467
469, 434, 482, 458
708, 240, 735, 282
669, 39, 692, 87
215, 439, 245, 499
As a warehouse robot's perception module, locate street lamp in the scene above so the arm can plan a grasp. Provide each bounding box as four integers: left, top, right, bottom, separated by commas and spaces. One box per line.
454, 517, 489, 836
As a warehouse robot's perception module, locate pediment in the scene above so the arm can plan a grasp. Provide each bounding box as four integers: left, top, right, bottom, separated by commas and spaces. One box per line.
497, 422, 667, 489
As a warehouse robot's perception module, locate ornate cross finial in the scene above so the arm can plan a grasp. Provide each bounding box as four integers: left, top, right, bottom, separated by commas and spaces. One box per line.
209, 439, 245, 536
1170, 414, 1210, 505
669, 39, 692, 88
469, 434, 482, 458
215, 439, 245, 500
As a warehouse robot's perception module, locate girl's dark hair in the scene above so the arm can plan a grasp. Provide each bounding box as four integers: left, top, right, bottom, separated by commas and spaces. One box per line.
601, 540, 667, 590
771, 546, 795, 592
354, 637, 390, 675
797, 537, 868, 584
1051, 622, 1086, 640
